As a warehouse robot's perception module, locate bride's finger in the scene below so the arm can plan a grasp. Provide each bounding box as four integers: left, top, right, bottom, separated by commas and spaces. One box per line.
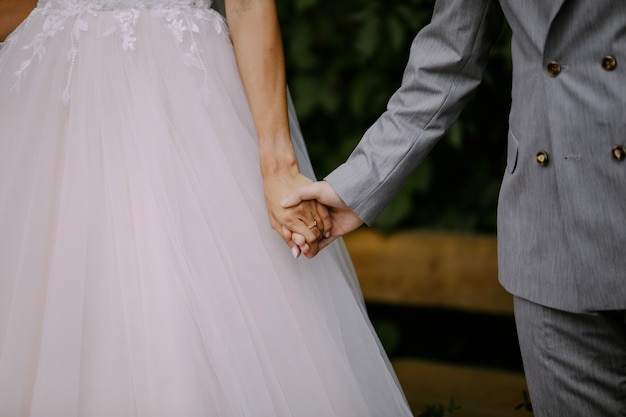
302, 214, 323, 240
315, 202, 332, 239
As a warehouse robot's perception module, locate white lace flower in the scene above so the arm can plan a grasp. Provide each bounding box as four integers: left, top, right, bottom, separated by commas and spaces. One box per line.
167, 17, 188, 43
7, 0, 226, 100
115, 9, 140, 50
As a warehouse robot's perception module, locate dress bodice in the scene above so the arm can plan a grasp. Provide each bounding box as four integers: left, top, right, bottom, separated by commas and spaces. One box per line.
2, 0, 225, 102
38, 0, 213, 11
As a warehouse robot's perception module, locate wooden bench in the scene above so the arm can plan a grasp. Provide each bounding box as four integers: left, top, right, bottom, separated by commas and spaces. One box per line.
343, 229, 532, 417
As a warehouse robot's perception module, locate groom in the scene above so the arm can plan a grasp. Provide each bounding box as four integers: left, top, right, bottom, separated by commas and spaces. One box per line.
281, 0, 626, 416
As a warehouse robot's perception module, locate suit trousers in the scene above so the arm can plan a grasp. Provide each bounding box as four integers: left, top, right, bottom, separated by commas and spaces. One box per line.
514, 296, 626, 417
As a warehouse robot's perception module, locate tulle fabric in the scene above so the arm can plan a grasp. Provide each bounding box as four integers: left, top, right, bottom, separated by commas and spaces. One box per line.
0, 3, 412, 417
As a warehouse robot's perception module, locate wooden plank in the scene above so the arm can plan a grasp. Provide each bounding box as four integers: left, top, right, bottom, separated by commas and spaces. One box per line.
393, 359, 530, 417
0, 0, 37, 41
343, 229, 513, 314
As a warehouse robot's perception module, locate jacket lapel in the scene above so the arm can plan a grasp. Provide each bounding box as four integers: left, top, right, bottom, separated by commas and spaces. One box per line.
542, 0, 567, 47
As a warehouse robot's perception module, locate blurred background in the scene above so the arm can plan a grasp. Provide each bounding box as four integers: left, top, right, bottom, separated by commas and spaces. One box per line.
220, 0, 525, 414
276, 0, 512, 234
272, 1, 529, 415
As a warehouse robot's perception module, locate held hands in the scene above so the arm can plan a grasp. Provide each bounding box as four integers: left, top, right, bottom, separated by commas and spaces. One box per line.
280, 180, 364, 257
263, 171, 332, 258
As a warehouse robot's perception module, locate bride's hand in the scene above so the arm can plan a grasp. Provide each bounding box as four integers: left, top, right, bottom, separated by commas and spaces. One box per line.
263, 171, 331, 258
282, 180, 365, 255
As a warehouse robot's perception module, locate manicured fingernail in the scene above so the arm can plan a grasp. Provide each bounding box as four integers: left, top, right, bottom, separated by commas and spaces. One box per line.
325, 232, 330, 238
291, 246, 300, 258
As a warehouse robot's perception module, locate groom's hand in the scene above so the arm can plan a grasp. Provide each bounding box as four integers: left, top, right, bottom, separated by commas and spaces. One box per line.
281, 200, 332, 258
282, 181, 364, 256
263, 172, 332, 257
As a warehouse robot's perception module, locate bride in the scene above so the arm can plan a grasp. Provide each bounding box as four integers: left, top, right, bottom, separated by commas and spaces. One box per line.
0, 0, 413, 416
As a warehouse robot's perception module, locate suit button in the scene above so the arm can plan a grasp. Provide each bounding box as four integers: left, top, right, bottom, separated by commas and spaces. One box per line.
546, 61, 561, 77
612, 146, 626, 161
601, 55, 617, 71
536, 151, 549, 166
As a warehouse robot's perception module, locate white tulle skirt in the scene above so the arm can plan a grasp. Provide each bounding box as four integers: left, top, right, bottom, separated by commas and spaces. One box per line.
0, 3, 412, 417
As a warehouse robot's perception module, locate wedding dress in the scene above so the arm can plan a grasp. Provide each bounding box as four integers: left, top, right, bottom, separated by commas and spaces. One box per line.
0, 1, 413, 416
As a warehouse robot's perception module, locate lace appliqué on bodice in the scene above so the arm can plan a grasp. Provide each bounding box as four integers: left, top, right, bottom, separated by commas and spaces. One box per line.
2, 0, 227, 103
40, 0, 213, 10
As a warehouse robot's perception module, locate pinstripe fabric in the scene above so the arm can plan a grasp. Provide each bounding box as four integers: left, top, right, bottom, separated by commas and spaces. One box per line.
326, 0, 626, 312
514, 296, 626, 417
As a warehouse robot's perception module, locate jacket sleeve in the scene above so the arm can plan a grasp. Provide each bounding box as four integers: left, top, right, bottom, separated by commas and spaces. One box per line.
325, 0, 504, 225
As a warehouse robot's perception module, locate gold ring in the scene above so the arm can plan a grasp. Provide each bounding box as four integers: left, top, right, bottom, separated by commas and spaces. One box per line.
308, 220, 318, 230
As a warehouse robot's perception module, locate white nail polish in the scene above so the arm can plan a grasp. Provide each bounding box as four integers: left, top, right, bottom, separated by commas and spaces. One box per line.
291, 247, 299, 258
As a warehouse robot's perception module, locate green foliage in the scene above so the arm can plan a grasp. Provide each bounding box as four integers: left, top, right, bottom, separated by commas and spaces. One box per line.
277, 0, 512, 233
370, 318, 401, 353
418, 397, 462, 417
515, 390, 533, 413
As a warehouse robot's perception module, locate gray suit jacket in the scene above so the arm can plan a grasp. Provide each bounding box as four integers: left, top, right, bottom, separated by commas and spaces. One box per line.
326, 0, 626, 312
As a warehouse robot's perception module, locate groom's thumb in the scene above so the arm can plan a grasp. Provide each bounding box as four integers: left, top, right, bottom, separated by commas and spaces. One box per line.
281, 183, 319, 208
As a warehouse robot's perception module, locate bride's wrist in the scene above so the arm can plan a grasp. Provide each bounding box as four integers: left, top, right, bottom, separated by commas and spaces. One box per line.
259, 144, 299, 179
260, 158, 299, 180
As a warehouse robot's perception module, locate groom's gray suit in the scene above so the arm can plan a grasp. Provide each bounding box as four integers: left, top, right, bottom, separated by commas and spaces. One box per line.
325, 0, 626, 415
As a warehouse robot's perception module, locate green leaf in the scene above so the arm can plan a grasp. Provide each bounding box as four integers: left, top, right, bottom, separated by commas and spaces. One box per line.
386, 14, 406, 52
286, 24, 317, 70
291, 76, 323, 117
294, 0, 318, 12
349, 72, 383, 117
355, 16, 380, 59
371, 319, 401, 354
445, 121, 464, 150
413, 159, 434, 193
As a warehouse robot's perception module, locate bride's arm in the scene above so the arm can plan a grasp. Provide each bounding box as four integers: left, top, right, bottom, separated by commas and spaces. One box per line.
225, 0, 329, 257
0, 0, 37, 42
